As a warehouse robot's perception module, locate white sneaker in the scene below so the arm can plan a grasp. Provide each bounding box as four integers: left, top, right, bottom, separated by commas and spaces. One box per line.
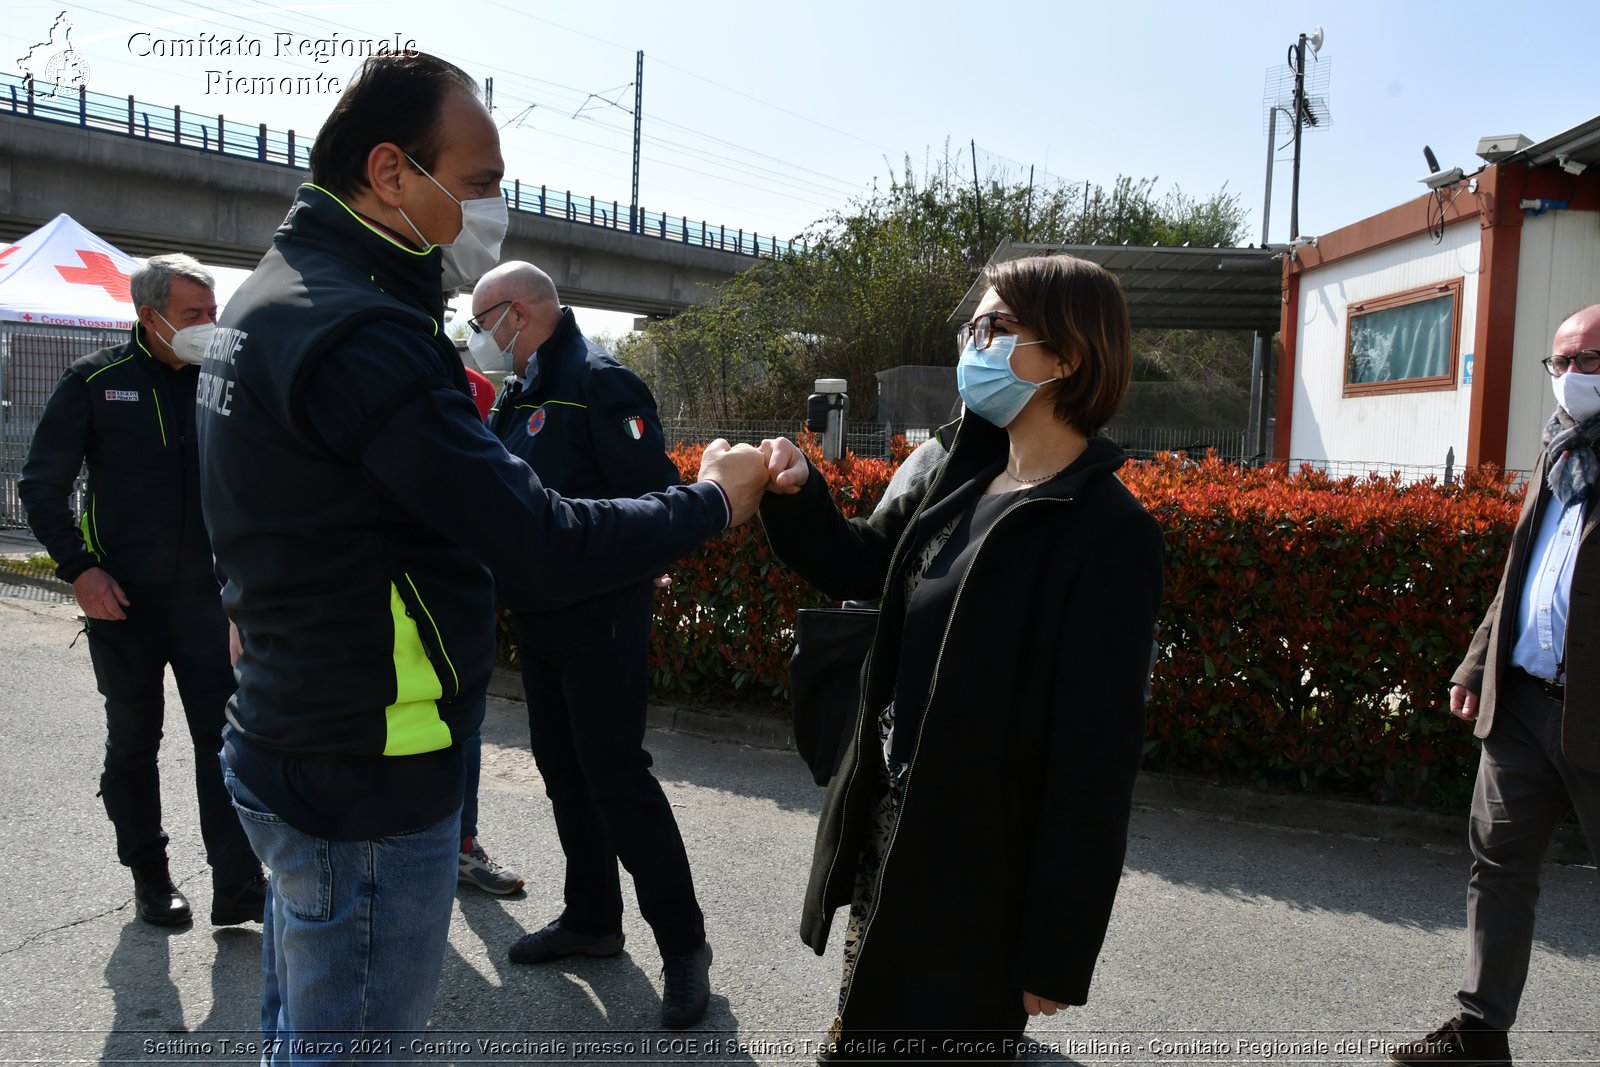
458, 843, 525, 895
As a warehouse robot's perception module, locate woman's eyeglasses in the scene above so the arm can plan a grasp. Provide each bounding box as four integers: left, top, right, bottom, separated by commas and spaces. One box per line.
1541, 350, 1600, 377
955, 311, 1023, 353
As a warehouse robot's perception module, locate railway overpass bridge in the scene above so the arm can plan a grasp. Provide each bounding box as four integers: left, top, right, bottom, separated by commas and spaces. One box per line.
0, 76, 798, 315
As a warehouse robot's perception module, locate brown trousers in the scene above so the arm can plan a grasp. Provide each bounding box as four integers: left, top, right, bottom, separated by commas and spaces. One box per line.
1459, 668, 1600, 1029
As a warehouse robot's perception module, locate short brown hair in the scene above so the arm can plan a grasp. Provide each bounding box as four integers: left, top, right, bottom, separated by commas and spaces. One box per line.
984, 254, 1132, 435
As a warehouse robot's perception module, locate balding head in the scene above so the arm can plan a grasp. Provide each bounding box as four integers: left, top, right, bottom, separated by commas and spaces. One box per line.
1554, 304, 1600, 358
470, 261, 563, 376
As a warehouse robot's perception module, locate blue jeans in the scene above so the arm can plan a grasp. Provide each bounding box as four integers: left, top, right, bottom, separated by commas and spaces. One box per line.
460, 731, 480, 842
221, 753, 460, 1065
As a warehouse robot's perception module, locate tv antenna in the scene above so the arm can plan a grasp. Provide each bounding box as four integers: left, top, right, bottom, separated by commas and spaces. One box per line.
1259, 28, 1332, 242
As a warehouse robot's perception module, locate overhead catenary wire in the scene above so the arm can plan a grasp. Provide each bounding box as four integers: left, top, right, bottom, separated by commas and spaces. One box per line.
497, 122, 834, 228
87, 0, 868, 230
571, 112, 860, 200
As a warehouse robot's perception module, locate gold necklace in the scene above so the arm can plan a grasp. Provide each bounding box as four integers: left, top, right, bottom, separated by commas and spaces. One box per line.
1004, 462, 1069, 485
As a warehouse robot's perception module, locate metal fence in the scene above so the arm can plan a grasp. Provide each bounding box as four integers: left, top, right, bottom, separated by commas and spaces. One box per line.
658, 418, 1528, 487
661, 419, 891, 459
0, 323, 112, 528
1103, 426, 1252, 461
2, 72, 804, 259
664, 420, 1251, 466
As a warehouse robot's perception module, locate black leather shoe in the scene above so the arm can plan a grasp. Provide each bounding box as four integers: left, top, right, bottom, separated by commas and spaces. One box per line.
131, 861, 192, 926
660, 941, 712, 1030
508, 919, 625, 965
210, 874, 267, 926
1389, 1016, 1512, 1066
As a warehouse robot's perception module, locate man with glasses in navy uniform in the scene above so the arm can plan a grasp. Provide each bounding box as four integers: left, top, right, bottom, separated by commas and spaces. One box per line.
467, 260, 713, 1031
1390, 305, 1600, 1067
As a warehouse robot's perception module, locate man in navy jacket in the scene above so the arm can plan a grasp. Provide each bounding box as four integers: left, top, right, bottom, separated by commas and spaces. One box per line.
197, 53, 767, 1057
20, 254, 263, 928
472, 261, 712, 1029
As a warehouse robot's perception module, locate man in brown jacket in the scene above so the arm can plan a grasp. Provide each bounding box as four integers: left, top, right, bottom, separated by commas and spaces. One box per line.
1390, 305, 1600, 1067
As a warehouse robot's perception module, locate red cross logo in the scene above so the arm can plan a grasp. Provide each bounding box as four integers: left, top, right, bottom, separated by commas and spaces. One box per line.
57, 250, 131, 301
21, 313, 33, 322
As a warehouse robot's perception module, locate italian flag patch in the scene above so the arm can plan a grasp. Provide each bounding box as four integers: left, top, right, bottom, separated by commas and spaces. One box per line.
623, 416, 645, 440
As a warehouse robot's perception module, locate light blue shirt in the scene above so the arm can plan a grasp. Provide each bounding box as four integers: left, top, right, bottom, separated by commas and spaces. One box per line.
1510, 492, 1589, 683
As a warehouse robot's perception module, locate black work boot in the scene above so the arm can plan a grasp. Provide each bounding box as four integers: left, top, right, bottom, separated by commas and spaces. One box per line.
131, 860, 192, 926
660, 941, 712, 1029
210, 873, 267, 926
1389, 1016, 1512, 1066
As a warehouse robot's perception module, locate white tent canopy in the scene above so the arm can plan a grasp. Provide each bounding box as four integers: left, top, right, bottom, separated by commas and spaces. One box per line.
0, 213, 141, 330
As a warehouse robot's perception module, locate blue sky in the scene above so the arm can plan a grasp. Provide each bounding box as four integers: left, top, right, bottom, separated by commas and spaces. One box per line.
5, 0, 1597, 332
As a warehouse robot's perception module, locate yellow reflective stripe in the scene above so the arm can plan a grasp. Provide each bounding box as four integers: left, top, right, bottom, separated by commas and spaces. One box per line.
79, 495, 103, 560
134, 330, 169, 445
83, 353, 135, 382
306, 182, 435, 258
403, 573, 459, 695
508, 399, 587, 412
383, 582, 449, 756
151, 388, 167, 447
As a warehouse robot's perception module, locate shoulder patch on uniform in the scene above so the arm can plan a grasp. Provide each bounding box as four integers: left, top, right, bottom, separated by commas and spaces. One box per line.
105, 389, 139, 402
622, 415, 644, 439
526, 408, 546, 436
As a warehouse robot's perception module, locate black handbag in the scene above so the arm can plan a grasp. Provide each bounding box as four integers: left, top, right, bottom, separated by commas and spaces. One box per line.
789, 607, 878, 786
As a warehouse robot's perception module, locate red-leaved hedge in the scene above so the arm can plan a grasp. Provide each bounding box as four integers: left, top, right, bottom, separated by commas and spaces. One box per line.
1124, 455, 1521, 809
648, 434, 911, 697
498, 440, 1523, 810
649, 445, 1521, 809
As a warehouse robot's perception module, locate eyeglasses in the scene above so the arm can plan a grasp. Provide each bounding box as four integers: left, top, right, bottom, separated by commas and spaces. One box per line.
1541, 350, 1600, 377
956, 311, 1026, 353
467, 300, 511, 335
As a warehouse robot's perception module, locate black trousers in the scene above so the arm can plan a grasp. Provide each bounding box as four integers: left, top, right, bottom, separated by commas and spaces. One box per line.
85, 578, 258, 883
514, 583, 704, 957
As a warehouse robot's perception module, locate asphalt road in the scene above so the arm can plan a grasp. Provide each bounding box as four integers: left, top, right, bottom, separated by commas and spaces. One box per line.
0, 593, 1594, 1066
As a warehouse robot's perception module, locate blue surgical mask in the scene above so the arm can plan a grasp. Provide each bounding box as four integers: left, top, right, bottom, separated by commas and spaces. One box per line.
956, 335, 1059, 427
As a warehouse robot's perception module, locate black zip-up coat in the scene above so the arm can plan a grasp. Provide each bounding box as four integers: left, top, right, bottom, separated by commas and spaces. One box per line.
487, 307, 680, 501
760, 416, 1163, 1035
21, 328, 214, 586
198, 184, 730, 767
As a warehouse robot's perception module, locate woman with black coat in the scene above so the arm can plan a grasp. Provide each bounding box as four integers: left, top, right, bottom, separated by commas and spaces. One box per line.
758, 254, 1164, 1062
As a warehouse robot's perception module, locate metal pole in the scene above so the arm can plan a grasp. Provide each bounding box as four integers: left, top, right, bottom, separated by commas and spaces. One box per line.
1289, 34, 1307, 240
630, 51, 643, 235
1248, 107, 1279, 458
970, 139, 984, 256
1261, 107, 1277, 245
1024, 164, 1034, 241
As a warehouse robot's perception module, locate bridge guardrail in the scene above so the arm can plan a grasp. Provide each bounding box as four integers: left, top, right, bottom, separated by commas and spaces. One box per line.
2, 73, 805, 261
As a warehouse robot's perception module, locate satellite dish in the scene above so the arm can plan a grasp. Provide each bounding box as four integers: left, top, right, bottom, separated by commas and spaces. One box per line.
1306, 26, 1324, 53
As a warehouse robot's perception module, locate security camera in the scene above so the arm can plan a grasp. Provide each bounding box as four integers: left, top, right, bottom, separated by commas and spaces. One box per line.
1419, 145, 1464, 189
1420, 166, 1464, 190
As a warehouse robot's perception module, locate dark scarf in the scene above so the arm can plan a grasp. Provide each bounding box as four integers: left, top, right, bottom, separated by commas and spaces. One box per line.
1543, 407, 1600, 504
